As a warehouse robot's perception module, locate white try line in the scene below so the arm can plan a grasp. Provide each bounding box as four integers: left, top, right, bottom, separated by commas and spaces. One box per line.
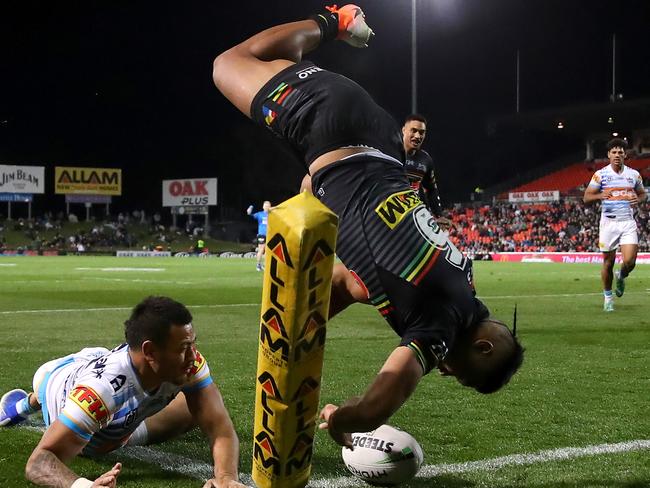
18, 427, 650, 486
0, 303, 260, 315
107, 438, 650, 487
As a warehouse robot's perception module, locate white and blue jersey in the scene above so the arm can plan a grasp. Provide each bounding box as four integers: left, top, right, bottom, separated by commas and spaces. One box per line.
33, 344, 212, 455
251, 211, 269, 237
588, 164, 643, 221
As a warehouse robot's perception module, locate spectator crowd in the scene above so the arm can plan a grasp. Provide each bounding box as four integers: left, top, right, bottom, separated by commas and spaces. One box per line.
446, 199, 650, 256
1, 200, 648, 255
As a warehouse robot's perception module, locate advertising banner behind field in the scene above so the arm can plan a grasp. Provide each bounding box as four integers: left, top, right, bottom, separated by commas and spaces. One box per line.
0, 193, 33, 202
0, 165, 45, 194
162, 178, 217, 207
55, 167, 121, 195
491, 252, 650, 264
65, 194, 112, 204
508, 190, 560, 203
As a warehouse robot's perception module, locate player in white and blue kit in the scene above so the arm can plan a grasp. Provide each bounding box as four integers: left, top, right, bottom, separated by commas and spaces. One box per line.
0, 296, 247, 488
583, 138, 646, 312
246, 200, 271, 271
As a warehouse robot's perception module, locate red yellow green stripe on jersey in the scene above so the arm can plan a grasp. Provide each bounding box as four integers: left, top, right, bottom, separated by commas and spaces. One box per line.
371, 293, 394, 317
400, 242, 441, 285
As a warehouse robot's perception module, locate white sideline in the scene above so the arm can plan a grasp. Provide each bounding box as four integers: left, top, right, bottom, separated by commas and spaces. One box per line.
4, 288, 649, 315
19, 426, 650, 486
0, 303, 259, 315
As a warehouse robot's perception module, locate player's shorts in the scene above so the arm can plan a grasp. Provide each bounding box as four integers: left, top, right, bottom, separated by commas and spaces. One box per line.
250, 61, 403, 166
257, 234, 266, 245
598, 217, 638, 251
312, 154, 486, 373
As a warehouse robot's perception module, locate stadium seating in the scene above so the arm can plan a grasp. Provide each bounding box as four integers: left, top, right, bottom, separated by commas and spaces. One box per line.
508, 158, 650, 194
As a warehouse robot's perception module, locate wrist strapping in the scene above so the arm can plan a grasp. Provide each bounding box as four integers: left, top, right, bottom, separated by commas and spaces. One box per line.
309, 9, 340, 43
70, 478, 93, 488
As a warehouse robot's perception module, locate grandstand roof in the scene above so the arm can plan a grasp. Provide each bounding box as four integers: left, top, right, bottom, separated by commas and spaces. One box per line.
489, 98, 650, 136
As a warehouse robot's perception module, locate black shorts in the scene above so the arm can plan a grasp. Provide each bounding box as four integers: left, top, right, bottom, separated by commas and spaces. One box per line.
312, 155, 488, 373
257, 235, 266, 245
250, 61, 403, 167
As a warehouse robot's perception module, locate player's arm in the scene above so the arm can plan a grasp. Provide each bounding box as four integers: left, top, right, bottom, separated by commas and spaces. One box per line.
583, 175, 610, 204
319, 346, 423, 447
421, 168, 442, 217
185, 383, 245, 488
632, 177, 647, 204
26, 420, 121, 487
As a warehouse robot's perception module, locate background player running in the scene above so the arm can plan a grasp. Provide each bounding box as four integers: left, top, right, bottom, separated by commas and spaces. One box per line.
583, 138, 646, 312
213, 4, 523, 447
247, 200, 271, 271
0, 296, 246, 488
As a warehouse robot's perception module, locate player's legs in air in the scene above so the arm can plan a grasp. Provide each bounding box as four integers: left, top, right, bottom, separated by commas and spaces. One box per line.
213, 6, 373, 120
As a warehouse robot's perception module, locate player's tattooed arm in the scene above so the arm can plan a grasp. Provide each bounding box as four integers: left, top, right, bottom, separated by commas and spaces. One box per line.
25, 419, 118, 488
25, 448, 79, 487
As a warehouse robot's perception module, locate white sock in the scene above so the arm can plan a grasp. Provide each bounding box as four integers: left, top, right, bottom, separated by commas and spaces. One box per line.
126, 422, 149, 446
16, 395, 37, 417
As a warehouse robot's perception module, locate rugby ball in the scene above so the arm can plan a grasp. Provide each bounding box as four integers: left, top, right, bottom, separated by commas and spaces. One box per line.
342, 424, 423, 486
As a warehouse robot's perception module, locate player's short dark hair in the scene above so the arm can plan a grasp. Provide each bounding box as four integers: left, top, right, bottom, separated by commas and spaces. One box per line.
404, 113, 427, 125
124, 296, 192, 348
474, 329, 525, 394
607, 138, 628, 151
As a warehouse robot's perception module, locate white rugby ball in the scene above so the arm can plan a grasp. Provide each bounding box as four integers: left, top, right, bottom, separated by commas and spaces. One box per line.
342, 424, 424, 486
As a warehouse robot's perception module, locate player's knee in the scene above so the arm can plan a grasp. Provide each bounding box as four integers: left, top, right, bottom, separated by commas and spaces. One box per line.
623, 259, 636, 271
213, 48, 240, 90
212, 51, 230, 89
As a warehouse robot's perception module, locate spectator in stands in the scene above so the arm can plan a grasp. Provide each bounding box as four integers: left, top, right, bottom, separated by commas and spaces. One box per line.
583, 138, 647, 312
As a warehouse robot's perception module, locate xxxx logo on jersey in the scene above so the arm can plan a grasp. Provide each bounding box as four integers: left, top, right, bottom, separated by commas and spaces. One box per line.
375, 190, 422, 229
69, 385, 109, 427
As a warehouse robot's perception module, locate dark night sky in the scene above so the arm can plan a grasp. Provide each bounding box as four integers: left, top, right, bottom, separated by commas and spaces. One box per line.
1, 0, 649, 217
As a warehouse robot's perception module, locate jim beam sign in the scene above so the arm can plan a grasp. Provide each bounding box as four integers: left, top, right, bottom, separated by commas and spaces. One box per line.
0, 165, 45, 194
55, 167, 122, 195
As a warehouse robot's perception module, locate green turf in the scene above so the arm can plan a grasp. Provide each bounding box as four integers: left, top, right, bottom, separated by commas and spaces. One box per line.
0, 258, 648, 487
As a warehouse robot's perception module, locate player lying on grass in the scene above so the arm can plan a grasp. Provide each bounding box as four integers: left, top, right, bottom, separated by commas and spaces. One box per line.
0, 296, 247, 488
213, 5, 524, 448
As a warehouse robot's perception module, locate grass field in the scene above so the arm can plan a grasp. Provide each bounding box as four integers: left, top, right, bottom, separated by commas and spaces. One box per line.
0, 257, 649, 487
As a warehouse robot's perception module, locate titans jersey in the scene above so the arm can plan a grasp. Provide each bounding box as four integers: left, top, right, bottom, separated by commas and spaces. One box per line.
588, 165, 643, 220
37, 345, 212, 454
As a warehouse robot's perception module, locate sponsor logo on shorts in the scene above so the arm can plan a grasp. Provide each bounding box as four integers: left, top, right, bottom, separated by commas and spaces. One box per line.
296, 66, 323, 79
375, 190, 422, 229
69, 385, 109, 426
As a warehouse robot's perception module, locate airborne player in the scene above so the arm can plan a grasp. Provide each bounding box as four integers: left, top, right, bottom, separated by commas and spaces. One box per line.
213, 4, 524, 449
